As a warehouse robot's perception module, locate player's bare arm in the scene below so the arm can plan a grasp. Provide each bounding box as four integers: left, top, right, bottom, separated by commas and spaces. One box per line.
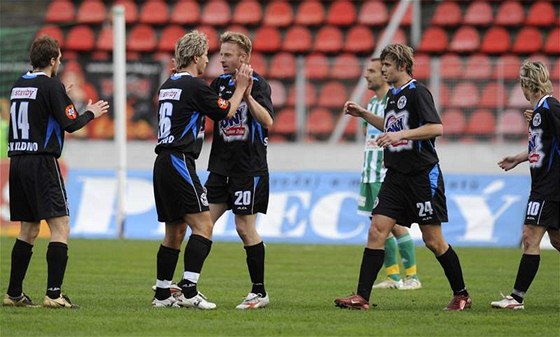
376, 123, 442, 147
226, 63, 252, 119
498, 151, 529, 171
244, 77, 273, 128
345, 101, 384, 131
86, 99, 109, 118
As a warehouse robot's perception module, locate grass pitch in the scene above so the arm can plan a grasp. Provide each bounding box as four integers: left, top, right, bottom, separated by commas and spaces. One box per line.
1, 237, 559, 337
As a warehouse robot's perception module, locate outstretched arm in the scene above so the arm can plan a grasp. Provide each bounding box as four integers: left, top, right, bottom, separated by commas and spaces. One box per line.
498, 151, 529, 171
344, 101, 384, 131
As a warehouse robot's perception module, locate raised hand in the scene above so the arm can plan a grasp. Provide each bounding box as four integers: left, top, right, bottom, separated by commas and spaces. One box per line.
86, 99, 110, 118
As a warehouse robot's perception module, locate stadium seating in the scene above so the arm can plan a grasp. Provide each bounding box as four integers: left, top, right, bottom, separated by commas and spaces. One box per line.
463, 1, 493, 26
418, 27, 448, 53
76, 0, 106, 24
271, 108, 296, 137
431, 1, 462, 27
497, 109, 527, 137
269, 53, 296, 79
295, 0, 325, 26
36, 25, 65, 47
525, 1, 556, 27
494, 54, 521, 80
552, 59, 560, 80
232, 0, 262, 26
65, 25, 95, 52
479, 83, 508, 108
139, 0, 169, 25
225, 24, 249, 37
250, 52, 267, 76
307, 107, 335, 140
158, 25, 186, 52
413, 53, 431, 80
450, 81, 480, 108
440, 54, 463, 79
495, 1, 524, 26
544, 28, 560, 54
326, 0, 356, 26
449, 26, 481, 54
114, 0, 138, 24
512, 27, 543, 54
263, 1, 293, 27
283, 26, 313, 54
305, 53, 329, 80
201, 0, 231, 26
463, 54, 493, 80
508, 85, 530, 108
269, 79, 287, 108
313, 26, 344, 53
171, 0, 200, 25
465, 109, 496, 136
95, 25, 113, 52
197, 25, 219, 52
287, 82, 317, 107
344, 26, 375, 54
441, 109, 466, 137
126, 24, 157, 52
45, 0, 74, 23
252, 26, 282, 53
330, 54, 362, 80
480, 27, 511, 54
318, 81, 347, 108
358, 1, 388, 26
390, 3, 412, 26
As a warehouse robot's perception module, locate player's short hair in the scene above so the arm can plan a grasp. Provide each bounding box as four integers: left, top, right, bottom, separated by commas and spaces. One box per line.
519, 60, 553, 96
380, 44, 414, 76
220, 31, 252, 56
29, 36, 60, 69
175, 30, 208, 69
369, 57, 381, 63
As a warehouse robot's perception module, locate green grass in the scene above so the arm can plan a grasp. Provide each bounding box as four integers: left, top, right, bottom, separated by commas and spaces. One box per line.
1, 237, 559, 337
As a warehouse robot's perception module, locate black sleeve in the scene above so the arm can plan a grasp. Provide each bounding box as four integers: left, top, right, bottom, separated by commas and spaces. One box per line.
252, 78, 274, 119
415, 84, 441, 124
65, 111, 94, 133
547, 98, 560, 137
49, 80, 78, 130
193, 79, 230, 121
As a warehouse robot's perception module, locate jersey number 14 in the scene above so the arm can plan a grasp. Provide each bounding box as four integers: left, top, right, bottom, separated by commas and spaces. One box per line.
10, 102, 30, 140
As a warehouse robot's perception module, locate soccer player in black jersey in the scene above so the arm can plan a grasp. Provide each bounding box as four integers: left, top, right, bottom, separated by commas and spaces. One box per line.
335, 44, 471, 311
4, 36, 109, 308
205, 32, 274, 309
151, 30, 252, 309
491, 61, 560, 310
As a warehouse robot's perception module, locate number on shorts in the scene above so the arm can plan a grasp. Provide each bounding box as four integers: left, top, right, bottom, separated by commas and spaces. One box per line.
526, 201, 541, 216
234, 190, 251, 206
416, 201, 434, 217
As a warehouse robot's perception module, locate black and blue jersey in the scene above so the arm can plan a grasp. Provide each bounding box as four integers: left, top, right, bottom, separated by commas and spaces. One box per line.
383, 79, 442, 174
207, 71, 274, 177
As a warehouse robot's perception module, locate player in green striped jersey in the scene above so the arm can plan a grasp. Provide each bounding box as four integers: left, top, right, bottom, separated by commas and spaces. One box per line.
345, 58, 421, 290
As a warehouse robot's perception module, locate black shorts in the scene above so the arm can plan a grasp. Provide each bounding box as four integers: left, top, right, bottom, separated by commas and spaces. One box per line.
153, 151, 209, 223
205, 172, 269, 215
524, 198, 559, 230
372, 164, 448, 226
9, 155, 69, 222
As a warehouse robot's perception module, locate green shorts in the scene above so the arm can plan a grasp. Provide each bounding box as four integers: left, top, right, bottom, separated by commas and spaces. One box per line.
357, 181, 382, 216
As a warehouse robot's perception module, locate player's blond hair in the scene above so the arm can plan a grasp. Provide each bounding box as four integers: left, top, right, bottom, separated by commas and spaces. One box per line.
380, 44, 414, 76
220, 31, 252, 56
175, 30, 208, 70
520, 60, 553, 97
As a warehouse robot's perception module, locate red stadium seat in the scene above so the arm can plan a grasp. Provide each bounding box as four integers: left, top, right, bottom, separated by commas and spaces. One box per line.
305, 53, 329, 80
544, 28, 560, 55
495, 1, 524, 26
224, 25, 250, 37
250, 52, 268, 77
36, 26, 65, 47
508, 85, 530, 108
418, 27, 448, 53
449, 26, 480, 54
463, 1, 493, 26
512, 27, 543, 54
450, 81, 480, 108
494, 54, 521, 80
252, 26, 282, 53
386, 28, 408, 45
480, 27, 511, 54
318, 81, 347, 108
479, 83, 508, 108
171, 0, 200, 25
114, 0, 138, 24
295, 0, 325, 26
526, 1, 556, 27
552, 59, 560, 80
326, 0, 356, 27
263, 0, 293, 27
201, 0, 231, 26
330, 54, 362, 80
96, 25, 113, 52
313, 26, 344, 53
272, 108, 296, 136
140, 0, 169, 25
76, 0, 106, 24
307, 108, 335, 139
344, 26, 375, 54
497, 109, 527, 137
441, 109, 466, 136
465, 109, 496, 136
431, 1, 462, 27
65, 25, 95, 51
126, 24, 157, 52
283, 26, 313, 54
390, 4, 412, 26
232, 0, 262, 26
197, 25, 219, 52
45, 0, 74, 23
438, 83, 450, 108
269, 53, 296, 79
463, 54, 493, 80
413, 53, 431, 80
269, 80, 287, 108
440, 54, 463, 79
158, 25, 186, 52
358, 1, 388, 26
287, 82, 317, 107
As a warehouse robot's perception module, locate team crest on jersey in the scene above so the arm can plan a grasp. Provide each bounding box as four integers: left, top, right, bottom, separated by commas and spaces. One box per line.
65, 104, 77, 120
217, 97, 229, 110
532, 112, 541, 127
384, 110, 412, 151
528, 129, 544, 168
200, 192, 209, 207
397, 96, 407, 109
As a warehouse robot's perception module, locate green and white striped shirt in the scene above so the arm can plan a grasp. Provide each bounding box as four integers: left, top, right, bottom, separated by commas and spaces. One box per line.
361, 95, 387, 183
